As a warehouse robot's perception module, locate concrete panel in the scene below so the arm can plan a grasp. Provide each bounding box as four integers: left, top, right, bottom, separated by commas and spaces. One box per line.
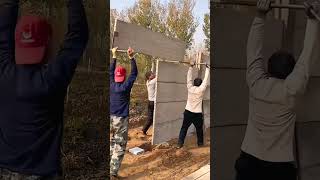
296, 122, 320, 180
212, 69, 249, 126
155, 102, 185, 124
152, 118, 187, 144
213, 126, 247, 180
204, 100, 211, 128
156, 82, 188, 103
296, 78, 320, 123
204, 85, 210, 101
157, 61, 189, 84
114, 20, 187, 62
212, 8, 283, 69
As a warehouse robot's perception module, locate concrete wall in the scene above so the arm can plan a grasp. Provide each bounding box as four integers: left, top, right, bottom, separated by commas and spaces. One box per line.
152, 57, 211, 144
212, 8, 284, 180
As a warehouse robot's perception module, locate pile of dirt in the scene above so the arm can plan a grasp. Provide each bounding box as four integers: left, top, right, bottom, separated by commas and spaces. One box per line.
117, 127, 210, 180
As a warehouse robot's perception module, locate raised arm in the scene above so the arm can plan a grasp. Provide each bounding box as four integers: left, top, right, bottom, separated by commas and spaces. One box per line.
123, 58, 138, 89
0, 0, 19, 65
246, 15, 268, 88
46, 0, 89, 89
198, 67, 210, 92
110, 58, 117, 83
285, 18, 320, 95
246, 0, 270, 88
187, 67, 193, 89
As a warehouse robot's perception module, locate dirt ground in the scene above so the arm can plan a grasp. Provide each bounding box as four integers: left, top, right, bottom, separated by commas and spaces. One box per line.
117, 127, 210, 180
62, 70, 108, 179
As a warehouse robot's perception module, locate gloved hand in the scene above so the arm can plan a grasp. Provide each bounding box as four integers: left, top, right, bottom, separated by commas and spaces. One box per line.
257, 0, 271, 15
127, 47, 135, 59
304, 0, 320, 19
112, 47, 118, 59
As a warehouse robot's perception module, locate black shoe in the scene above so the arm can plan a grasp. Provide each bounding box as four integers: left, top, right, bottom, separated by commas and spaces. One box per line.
176, 144, 183, 149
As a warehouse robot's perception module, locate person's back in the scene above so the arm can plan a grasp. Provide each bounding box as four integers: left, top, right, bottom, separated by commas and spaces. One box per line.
185, 66, 210, 113
236, 0, 320, 179
242, 77, 297, 161
0, 0, 88, 176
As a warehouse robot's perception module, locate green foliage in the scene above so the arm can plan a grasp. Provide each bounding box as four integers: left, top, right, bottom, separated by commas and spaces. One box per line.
203, 13, 210, 51
166, 0, 198, 49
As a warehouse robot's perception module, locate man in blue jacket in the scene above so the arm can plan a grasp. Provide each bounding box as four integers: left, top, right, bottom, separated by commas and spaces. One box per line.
0, 0, 88, 179
110, 47, 138, 177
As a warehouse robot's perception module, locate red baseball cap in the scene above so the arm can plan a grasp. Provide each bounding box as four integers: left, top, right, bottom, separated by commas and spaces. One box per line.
115, 66, 126, 83
15, 16, 52, 64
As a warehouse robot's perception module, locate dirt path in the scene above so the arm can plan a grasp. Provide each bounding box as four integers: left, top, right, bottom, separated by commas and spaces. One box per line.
117, 127, 210, 180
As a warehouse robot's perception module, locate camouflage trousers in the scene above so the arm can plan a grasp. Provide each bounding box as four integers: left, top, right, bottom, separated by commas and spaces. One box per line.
0, 168, 62, 180
110, 115, 129, 176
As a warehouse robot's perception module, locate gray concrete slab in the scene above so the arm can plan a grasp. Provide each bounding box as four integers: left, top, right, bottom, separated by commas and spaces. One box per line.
113, 20, 187, 62
212, 69, 249, 126
212, 8, 284, 69
156, 82, 188, 103
152, 118, 185, 144
155, 101, 185, 124
213, 126, 247, 180
157, 61, 189, 84
296, 122, 320, 180
296, 78, 320, 123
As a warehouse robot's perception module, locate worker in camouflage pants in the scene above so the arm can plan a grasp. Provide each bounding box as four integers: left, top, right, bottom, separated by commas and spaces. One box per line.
109, 47, 138, 177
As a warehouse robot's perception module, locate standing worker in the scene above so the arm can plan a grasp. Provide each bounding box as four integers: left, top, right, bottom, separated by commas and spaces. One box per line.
177, 62, 210, 148
142, 71, 156, 135
0, 0, 88, 178
110, 47, 138, 178
235, 0, 320, 179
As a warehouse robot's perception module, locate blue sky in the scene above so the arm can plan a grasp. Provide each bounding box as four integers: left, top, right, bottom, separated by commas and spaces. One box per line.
110, 0, 209, 48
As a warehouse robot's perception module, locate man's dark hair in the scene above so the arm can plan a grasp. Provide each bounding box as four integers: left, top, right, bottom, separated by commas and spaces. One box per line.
268, 50, 296, 79
194, 78, 202, 87
145, 71, 153, 81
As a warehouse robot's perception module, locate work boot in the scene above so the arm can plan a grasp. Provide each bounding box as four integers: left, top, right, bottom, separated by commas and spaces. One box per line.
176, 144, 183, 149
142, 130, 147, 135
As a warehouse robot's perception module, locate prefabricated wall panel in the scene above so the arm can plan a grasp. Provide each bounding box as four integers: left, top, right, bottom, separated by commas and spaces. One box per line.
212, 8, 284, 69
153, 59, 211, 144
113, 20, 187, 62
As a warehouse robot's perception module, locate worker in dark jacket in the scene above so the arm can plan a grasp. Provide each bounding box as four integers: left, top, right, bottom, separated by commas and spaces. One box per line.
110, 47, 138, 177
0, 0, 88, 179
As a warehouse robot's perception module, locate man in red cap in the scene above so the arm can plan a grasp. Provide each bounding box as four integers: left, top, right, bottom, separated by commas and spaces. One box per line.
0, 0, 88, 179
110, 47, 138, 178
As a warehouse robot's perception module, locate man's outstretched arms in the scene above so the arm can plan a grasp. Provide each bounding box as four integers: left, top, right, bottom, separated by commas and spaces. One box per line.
46, 0, 89, 90
0, 0, 19, 65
